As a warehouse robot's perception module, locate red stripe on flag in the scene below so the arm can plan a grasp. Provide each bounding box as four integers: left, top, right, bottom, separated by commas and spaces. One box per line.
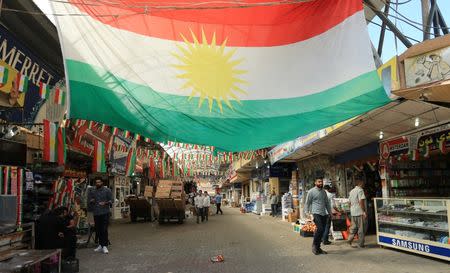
68, 0, 362, 47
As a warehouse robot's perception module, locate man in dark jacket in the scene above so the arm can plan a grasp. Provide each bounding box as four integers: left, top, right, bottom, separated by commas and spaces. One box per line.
88, 178, 112, 254
36, 207, 66, 250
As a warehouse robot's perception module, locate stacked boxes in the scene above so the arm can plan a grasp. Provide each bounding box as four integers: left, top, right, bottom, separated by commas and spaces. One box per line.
155, 180, 184, 199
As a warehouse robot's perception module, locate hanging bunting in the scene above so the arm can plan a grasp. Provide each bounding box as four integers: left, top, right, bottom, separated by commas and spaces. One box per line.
94, 142, 106, 173
75, 119, 85, 127
43, 119, 57, 162
124, 130, 131, 138
16, 73, 29, 92
134, 133, 141, 141
54, 88, 66, 104
87, 120, 96, 130
0, 66, 8, 85
100, 123, 107, 133
57, 126, 67, 166
93, 140, 107, 173
111, 127, 119, 136
125, 148, 137, 176
39, 82, 50, 99
144, 137, 151, 142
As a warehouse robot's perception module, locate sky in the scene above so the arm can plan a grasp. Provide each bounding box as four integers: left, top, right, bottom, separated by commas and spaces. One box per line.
34, 0, 449, 63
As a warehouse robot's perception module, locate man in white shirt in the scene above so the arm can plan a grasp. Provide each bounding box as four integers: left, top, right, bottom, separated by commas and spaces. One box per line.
348, 179, 367, 248
203, 191, 211, 221
194, 190, 204, 224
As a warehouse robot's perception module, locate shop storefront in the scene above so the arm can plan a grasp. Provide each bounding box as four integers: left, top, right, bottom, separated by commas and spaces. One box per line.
377, 122, 450, 261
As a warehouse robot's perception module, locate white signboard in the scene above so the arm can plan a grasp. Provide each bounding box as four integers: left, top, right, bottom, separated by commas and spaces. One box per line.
405, 46, 450, 88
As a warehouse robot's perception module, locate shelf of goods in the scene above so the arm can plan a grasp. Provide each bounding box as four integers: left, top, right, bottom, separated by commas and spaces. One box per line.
388, 160, 450, 198
374, 198, 450, 261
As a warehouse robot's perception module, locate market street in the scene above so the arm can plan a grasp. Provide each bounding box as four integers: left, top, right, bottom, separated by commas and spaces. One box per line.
78, 208, 449, 273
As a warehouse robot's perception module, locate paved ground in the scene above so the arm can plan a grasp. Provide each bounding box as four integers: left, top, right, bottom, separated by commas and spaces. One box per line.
78, 207, 449, 273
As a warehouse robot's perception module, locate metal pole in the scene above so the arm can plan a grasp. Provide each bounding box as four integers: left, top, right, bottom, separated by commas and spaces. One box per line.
436, 7, 449, 34
364, 0, 412, 48
424, 0, 437, 40
421, 0, 430, 40
431, 0, 440, 37
377, 0, 390, 57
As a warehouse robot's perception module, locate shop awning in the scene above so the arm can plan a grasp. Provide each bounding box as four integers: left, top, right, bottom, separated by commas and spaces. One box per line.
279, 99, 450, 162
393, 80, 450, 105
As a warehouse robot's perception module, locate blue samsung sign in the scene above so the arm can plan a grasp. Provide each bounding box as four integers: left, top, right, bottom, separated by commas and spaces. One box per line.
379, 235, 450, 259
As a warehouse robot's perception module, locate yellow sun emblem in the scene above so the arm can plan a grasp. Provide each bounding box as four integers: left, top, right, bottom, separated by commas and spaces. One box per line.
172, 30, 247, 112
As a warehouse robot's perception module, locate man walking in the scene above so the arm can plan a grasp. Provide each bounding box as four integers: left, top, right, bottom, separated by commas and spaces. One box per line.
194, 190, 204, 224
88, 178, 112, 254
203, 191, 211, 221
348, 178, 367, 248
304, 178, 332, 255
215, 192, 223, 215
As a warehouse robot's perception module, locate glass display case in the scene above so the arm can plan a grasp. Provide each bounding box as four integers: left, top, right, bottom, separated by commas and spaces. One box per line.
374, 198, 449, 261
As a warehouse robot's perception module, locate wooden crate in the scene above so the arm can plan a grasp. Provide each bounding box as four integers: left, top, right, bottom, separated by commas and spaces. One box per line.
171, 185, 183, 191
144, 186, 154, 197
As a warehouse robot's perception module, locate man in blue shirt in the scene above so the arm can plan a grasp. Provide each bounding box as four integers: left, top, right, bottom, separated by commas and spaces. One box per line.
214, 192, 223, 215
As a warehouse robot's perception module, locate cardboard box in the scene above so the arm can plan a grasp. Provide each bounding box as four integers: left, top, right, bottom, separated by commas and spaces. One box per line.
171, 185, 183, 191
144, 186, 154, 197
159, 180, 174, 186
155, 191, 171, 198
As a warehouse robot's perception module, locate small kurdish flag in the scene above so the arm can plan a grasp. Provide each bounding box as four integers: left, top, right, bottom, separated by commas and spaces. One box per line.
0, 66, 9, 85
125, 147, 137, 176
93, 140, 107, 172
123, 130, 131, 138
57, 126, 67, 166
75, 119, 85, 127
16, 73, 29, 92
100, 123, 107, 133
43, 119, 58, 162
88, 120, 95, 130
144, 137, 151, 143
134, 133, 141, 141
54, 88, 66, 104
111, 127, 119, 136
39, 82, 50, 99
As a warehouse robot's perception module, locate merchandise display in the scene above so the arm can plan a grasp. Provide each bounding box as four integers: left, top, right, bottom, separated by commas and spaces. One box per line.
388, 158, 450, 197
375, 198, 450, 261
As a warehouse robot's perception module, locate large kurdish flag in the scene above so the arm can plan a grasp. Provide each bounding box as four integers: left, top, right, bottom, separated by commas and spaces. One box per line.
51, 0, 390, 151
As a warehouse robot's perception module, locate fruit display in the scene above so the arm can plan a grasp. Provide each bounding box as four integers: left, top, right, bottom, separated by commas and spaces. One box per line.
301, 221, 316, 232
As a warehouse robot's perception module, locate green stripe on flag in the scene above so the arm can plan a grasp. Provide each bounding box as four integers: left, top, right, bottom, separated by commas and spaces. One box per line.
67, 59, 390, 151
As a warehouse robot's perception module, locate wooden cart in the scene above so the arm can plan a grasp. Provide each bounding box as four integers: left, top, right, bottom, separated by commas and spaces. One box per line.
125, 196, 153, 222
155, 197, 185, 224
